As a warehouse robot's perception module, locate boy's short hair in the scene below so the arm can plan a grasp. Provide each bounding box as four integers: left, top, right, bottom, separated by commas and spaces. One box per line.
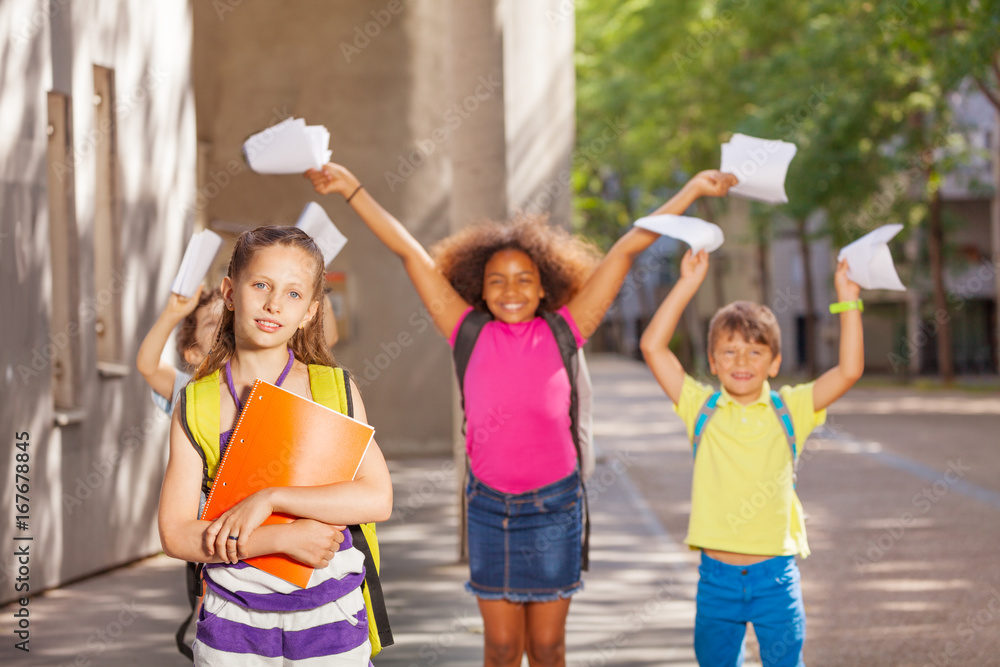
708, 301, 782, 358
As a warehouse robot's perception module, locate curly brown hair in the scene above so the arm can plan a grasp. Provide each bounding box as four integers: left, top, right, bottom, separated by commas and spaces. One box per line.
431, 215, 601, 313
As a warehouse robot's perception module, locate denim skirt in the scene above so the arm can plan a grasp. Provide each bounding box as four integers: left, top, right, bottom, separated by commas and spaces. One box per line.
465, 469, 584, 602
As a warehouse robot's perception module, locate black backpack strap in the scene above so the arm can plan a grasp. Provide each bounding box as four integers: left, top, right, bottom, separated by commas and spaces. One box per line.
540, 311, 590, 571
342, 373, 393, 649
349, 525, 394, 649
540, 311, 581, 456
452, 309, 493, 404
176, 561, 204, 661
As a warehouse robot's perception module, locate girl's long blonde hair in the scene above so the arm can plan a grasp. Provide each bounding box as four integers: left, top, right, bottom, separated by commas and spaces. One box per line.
194, 226, 335, 380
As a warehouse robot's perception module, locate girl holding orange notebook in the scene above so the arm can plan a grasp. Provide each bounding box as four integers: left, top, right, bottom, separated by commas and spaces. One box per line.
308, 163, 736, 667
157, 226, 392, 665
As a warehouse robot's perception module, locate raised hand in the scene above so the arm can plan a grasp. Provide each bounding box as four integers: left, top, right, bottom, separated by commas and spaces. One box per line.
304, 163, 359, 197
689, 170, 739, 198
163, 285, 204, 321
834, 258, 861, 302
679, 249, 710, 285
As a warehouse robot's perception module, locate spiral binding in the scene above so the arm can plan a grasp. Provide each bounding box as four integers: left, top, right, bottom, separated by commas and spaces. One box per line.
200, 379, 264, 520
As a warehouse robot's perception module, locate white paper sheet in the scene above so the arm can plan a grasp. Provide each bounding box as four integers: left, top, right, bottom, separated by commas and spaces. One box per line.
634, 214, 725, 254
171, 230, 223, 298
295, 202, 348, 266
837, 224, 906, 291
242, 117, 332, 174
720, 133, 798, 204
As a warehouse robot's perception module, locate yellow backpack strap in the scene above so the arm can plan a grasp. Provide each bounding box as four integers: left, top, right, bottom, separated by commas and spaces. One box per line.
181, 370, 222, 494
307, 364, 350, 415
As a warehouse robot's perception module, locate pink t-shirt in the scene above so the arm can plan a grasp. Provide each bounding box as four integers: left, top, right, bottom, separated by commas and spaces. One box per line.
449, 306, 585, 494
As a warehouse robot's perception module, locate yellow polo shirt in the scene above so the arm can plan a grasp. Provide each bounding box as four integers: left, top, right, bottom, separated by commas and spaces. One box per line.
674, 375, 826, 558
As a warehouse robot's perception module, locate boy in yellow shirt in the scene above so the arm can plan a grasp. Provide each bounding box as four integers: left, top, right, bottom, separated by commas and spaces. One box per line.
640, 249, 864, 666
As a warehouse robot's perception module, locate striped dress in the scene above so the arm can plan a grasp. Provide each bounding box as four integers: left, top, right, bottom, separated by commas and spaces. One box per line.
192, 527, 372, 665
192, 353, 372, 665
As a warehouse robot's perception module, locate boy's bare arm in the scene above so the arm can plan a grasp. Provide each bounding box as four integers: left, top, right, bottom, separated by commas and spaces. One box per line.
640, 249, 709, 404
813, 259, 865, 411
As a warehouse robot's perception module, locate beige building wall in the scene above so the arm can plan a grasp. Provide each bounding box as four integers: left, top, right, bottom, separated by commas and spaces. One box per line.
192, 0, 576, 456
0, 0, 197, 603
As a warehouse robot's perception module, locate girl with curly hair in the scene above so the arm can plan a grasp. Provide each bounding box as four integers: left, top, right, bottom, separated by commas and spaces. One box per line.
308, 162, 736, 667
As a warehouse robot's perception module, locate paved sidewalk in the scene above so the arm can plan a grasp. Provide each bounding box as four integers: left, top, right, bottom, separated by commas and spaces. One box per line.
0, 356, 701, 667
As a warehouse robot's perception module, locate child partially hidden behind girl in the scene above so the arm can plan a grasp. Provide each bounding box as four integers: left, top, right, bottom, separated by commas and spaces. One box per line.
157, 227, 392, 665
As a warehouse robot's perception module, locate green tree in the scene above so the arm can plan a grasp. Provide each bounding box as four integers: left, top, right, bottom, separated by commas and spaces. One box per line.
574, 0, 993, 379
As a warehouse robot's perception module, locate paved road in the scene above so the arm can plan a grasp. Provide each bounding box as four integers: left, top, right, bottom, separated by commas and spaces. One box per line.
603, 361, 1000, 667
3, 356, 998, 666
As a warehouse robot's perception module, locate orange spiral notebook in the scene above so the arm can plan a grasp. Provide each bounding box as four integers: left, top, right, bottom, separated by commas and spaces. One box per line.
200, 379, 375, 587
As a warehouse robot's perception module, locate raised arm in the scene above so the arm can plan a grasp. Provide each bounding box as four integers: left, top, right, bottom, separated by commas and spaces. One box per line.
202, 378, 393, 561
640, 249, 709, 404
307, 163, 469, 337
137, 288, 203, 399
812, 260, 865, 411
567, 170, 737, 339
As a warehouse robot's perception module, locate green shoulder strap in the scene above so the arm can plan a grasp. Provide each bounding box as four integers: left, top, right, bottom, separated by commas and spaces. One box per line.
180, 369, 222, 493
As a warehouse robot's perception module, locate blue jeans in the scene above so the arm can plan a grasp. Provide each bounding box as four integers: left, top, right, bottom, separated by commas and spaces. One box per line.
465, 469, 583, 602
695, 553, 806, 667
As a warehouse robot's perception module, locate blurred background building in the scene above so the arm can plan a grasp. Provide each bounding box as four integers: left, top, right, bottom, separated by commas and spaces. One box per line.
0, 0, 575, 602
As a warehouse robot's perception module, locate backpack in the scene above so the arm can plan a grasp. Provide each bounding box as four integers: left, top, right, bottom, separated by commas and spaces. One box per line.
452, 309, 593, 569
691, 389, 799, 485
175, 365, 393, 660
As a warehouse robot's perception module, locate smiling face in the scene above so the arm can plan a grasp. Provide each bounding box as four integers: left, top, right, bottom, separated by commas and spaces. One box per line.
482, 248, 545, 324
221, 244, 320, 350
709, 331, 782, 405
